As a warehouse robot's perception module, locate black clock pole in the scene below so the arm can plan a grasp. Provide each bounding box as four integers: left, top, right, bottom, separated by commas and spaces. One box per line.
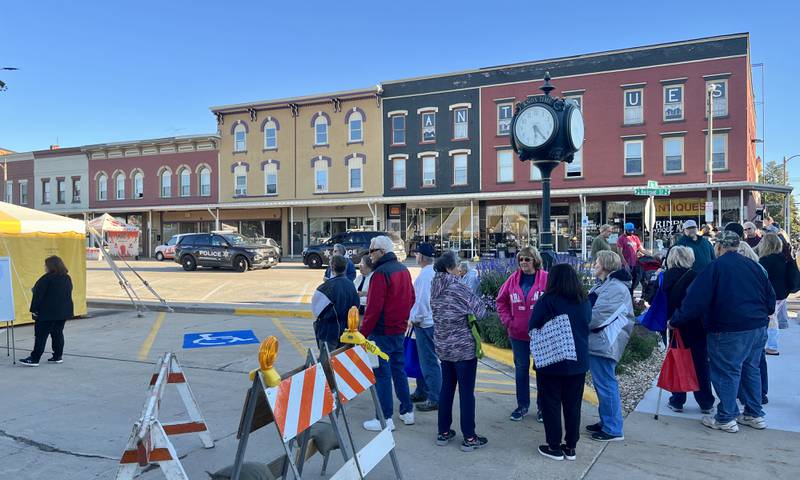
536, 74, 558, 268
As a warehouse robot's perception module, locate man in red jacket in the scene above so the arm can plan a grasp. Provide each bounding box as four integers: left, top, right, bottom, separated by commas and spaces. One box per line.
360, 235, 416, 432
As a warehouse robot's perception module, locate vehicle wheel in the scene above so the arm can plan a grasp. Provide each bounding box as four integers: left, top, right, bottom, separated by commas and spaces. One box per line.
307, 254, 323, 269
181, 255, 197, 271
155, 252, 164, 261
234, 255, 249, 273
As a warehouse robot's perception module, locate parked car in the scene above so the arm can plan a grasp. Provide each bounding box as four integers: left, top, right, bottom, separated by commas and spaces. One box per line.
174, 233, 279, 272
154, 234, 188, 261
302, 231, 406, 269
249, 237, 282, 262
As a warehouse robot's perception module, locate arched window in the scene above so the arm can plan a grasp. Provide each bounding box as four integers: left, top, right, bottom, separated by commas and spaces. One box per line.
160, 169, 172, 198
115, 172, 126, 200
133, 171, 144, 198
314, 159, 328, 193
199, 167, 211, 197
179, 168, 191, 197
348, 112, 363, 142
314, 116, 328, 145
264, 163, 278, 195
234, 165, 247, 196
234, 123, 247, 152
97, 173, 108, 201
264, 120, 277, 149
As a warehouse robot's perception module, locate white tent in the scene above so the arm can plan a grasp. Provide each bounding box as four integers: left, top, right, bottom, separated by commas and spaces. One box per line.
89, 214, 141, 258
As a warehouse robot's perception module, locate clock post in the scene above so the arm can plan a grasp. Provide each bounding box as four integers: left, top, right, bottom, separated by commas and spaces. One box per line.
510, 72, 585, 268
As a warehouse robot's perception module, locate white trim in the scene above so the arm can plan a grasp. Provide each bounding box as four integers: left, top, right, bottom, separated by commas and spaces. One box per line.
417, 151, 439, 159
391, 157, 406, 189
388, 153, 409, 161
448, 148, 471, 156
452, 152, 468, 186
620, 82, 646, 88
416, 106, 439, 114
659, 131, 688, 136
448, 102, 472, 110
386, 110, 408, 117
660, 77, 688, 84
623, 87, 644, 125
702, 72, 732, 79
620, 134, 647, 139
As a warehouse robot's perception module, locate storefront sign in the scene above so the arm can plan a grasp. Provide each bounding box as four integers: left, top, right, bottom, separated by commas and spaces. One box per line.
655, 199, 704, 216
389, 206, 401, 217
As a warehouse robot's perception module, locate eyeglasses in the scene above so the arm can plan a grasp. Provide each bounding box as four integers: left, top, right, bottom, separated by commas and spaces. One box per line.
369, 248, 383, 254
518, 257, 534, 263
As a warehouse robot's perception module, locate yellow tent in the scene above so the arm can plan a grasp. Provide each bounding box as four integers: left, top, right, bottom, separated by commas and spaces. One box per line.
0, 201, 87, 325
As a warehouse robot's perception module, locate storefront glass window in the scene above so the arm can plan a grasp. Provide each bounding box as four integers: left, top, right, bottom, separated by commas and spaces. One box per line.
240, 220, 264, 239
486, 204, 530, 257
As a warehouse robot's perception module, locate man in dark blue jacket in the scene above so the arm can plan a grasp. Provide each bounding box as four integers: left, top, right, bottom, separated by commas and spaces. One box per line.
675, 220, 715, 272
670, 230, 774, 433
311, 255, 360, 353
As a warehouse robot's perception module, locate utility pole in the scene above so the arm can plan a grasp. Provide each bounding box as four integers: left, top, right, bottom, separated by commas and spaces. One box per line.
706, 84, 716, 224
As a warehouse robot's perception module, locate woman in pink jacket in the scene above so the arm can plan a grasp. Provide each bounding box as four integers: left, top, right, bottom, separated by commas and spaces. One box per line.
496, 246, 548, 422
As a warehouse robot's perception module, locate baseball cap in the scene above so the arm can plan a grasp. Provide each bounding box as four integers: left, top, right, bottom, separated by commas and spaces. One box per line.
682, 220, 698, 229
723, 222, 744, 239
624, 222, 635, 231
412, 242, 436, 257
719, 230, 740, 248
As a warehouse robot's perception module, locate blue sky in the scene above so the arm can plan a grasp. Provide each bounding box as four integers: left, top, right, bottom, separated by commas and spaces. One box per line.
1, 1, 798, 188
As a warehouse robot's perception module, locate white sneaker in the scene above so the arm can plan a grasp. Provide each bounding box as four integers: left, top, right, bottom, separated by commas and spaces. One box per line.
363, 418, 395, 432
702, 416, 739, 433
399, 411, 415, 425
737, 415, 767, 430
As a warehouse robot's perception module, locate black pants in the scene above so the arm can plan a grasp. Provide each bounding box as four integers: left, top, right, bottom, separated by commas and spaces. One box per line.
669, 337, 715, 410
536, 372, 585, 449
31, 320, 66, 362
629, 265, 643, 297
438, 358, 477, 439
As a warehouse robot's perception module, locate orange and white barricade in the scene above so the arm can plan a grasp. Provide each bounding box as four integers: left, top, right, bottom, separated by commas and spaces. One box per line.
116, 352, 213, 480
233, 339, 349, 480
321, 343, 403, 480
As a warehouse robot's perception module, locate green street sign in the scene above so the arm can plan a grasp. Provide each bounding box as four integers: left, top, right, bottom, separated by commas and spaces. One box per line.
647, 180, 659, 188
634, 187, 670, 196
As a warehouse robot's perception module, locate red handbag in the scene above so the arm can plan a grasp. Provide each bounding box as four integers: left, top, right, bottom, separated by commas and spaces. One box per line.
657, 330, 699, 393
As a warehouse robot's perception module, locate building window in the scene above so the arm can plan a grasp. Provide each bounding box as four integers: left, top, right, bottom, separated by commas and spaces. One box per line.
422, 156, 436, 186
314, 160, 328, 193
133, 171, 144, 198
421, 112, 436, 142
348, 156, 363, 192
315, 116, 328, 145
199, 167, 211, 196
624, 88, 644, 125
234, 124, 247, 152
663, 85, 684, 121
265, 164, 278, 195
707, 133, 728, 171
497, 103, 513, 135
530, 162, 541, 181
179, 168, 191, 197
72, 178, 81, 203
391, 115, 406, 145
42, 179, 51, 204
348, 112, 363, 143
497, 150, 514, 183
264, 121, 277, 149
57, 179, 66, 203
624, 140, 644, 175
392, 158, 406, 188
4, 181, 12, 203
707, 79, 728, 117
453, 153, 468, 186
97, 174, 107, 201
453, 108, 468, 140
115, 173, 125, 200
565, 96, 583, 178
160, 169, 172, 198
664, 137, 684, 173
19, 180, 27, 204
234, 165, 247, 196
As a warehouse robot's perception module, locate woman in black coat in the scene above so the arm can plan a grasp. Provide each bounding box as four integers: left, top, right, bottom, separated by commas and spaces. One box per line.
759, 233, 789, 355
20, 256, 74, 367
665, 246, 715, 413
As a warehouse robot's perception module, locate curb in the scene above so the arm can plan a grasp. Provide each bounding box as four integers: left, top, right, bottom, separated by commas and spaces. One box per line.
482, 343, 600, 406
87, 299, 313, 319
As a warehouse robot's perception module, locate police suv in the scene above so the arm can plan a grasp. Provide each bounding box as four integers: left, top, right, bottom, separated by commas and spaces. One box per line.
174, 232, 279, 272
302, 231, 406, 269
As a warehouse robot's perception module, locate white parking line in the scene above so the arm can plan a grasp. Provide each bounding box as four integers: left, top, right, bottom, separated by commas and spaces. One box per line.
200, 281, 231, 301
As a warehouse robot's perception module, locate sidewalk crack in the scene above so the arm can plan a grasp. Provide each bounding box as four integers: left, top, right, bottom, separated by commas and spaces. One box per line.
0, 429, 117, 461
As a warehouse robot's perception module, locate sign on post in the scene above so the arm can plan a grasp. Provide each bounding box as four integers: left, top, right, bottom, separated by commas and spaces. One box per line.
705, 201, 714, 223
0, 257, 14, 322
634, 187, 670, 196
183, 330, 259, 349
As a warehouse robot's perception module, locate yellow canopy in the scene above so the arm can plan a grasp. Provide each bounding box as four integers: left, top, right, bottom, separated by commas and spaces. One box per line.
0, 202, 87, 325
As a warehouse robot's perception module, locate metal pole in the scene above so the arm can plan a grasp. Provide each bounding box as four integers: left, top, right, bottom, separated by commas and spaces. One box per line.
707, 85, 715, 218
580, 194, 587, 260
718, 189, 722, 228
740, 189, 744, 223
470, 200, 475, 259
290, 207, 294, 257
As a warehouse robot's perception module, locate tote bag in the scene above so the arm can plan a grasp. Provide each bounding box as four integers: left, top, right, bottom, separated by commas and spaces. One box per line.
657, 330, 699, 393
403, 331, 423, 378
640, 271, 668, 332
530, 313, 577, 369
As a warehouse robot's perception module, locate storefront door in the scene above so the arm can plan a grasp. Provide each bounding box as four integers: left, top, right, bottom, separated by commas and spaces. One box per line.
550, 217, 570, 253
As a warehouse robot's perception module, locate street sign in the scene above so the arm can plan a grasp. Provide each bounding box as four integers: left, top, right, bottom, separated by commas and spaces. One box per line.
647, 180, 659, 188
183, 330, 259, 349
634, 187, 670, 196
705, 201, 714, 223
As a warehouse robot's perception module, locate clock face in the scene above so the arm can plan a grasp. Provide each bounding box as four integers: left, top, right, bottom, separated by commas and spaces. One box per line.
569, 107, 585, 150
514, 105, 556, 148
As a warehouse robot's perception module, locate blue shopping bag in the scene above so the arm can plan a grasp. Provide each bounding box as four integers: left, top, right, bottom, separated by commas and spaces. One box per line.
403, 332, 423, 378
640, 271, 668, 332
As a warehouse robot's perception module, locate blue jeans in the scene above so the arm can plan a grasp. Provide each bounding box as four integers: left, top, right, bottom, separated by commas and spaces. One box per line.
370, 334, 413, 420
412, 325, 441, 403
510, 338, 534, 411
589, 355, 624, 437
707, 327, 767, 423
777, 300, 789, 329
767, 326, 779, 350
438, 358, 477, 439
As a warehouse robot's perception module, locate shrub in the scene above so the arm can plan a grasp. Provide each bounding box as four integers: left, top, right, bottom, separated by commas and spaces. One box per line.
617, 325, 659, 374
476, 312, 510, 349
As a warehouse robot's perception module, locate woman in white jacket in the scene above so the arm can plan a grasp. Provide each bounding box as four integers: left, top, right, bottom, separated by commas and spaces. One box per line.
354, 256, 373, 314
585, 250, 634, 442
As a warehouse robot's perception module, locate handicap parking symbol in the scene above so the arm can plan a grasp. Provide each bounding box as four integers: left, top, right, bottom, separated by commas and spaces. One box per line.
183, 330, 260, 349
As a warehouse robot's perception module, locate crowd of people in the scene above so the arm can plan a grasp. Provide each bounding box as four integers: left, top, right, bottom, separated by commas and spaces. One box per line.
308, 215, 794, 461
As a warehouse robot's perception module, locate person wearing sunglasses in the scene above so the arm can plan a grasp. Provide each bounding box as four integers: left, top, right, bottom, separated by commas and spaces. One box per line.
742, 222, 761, 249
496, 246, 548, 422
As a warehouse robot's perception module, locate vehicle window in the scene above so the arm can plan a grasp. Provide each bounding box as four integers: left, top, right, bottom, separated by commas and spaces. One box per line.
211, 235, 227, 247
346, 233, 364, 244
178, 236, 195, 247
222, 233, 248, 245
194, 234, 211, 246
167, 236, 177, 246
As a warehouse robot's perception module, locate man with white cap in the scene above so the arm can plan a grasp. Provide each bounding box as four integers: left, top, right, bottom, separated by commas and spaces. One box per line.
676, 219, 715, 272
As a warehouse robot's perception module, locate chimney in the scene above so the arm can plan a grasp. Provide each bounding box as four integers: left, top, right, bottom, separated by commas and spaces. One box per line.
49, 145, 60, 150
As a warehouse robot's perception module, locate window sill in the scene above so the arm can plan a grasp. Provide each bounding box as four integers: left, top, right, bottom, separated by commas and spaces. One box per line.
421, 185, 437, 189
621, 122, 645, 127
564, 175, 584, 180
496, 180, 515, 184
262, 148, 278, 152
496, 133, 510, 138
705, 168, 730, 174
663, 171, 686, 176
348, 189, 364, 193
347, 140, 364, 146
451, 183, 469, 188
419, 140, 436, 145
662, 118, 686, 124
623, 173, 645, 177
390, 186, 406, 190
313, 144, 329, 149
390, 143, 407, 148
451, 137, 470, 142
705, 115, 730, 120
232, 150, 248, 155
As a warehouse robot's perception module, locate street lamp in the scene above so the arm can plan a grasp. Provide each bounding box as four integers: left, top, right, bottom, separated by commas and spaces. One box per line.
706, 83, 718, 222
